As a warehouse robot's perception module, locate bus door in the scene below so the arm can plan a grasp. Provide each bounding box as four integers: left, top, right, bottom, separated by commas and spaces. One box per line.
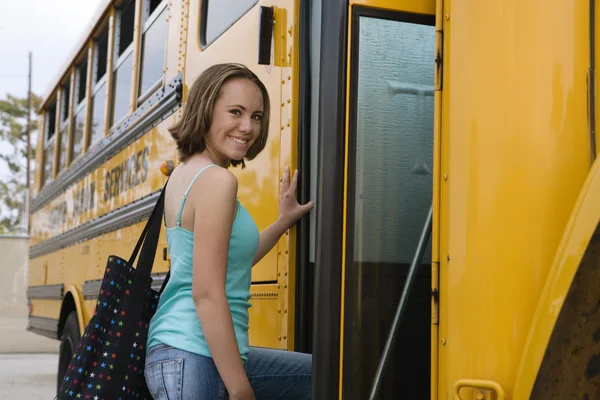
312, 1, 437, 399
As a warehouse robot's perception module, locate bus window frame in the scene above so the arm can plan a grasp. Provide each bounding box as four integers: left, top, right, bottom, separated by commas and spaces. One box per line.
111, 0, 137, 130
342, 6, 436, 398
137, 0, 168, 106
199, 0, 259, 50
71, 52, 90, 164
57, 74, 74, 174
42, 100, 58, 187
89, 21, 110, 148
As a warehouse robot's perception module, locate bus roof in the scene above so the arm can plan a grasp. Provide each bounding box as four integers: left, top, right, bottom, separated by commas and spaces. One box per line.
39, 0, 112, 112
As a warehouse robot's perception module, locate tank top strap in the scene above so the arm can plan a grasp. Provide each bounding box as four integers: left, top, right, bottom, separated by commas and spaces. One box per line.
176, 164, 218, 226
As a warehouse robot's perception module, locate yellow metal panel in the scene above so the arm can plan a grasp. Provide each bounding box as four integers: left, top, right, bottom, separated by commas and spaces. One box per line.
61, 244, 87, 289
84, 299, 97, 325
512, 158, 600, 398
273, 7, 289, 67
164, 0, 186, 84
439, 0, 590, 397
30, 299, 61, 320
350, 0, 435, 15
28, 257, 47, 286
248, 285, 281, 348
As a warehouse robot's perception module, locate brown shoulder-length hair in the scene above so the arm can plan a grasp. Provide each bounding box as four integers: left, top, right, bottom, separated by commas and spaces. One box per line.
169, 63, 270, 168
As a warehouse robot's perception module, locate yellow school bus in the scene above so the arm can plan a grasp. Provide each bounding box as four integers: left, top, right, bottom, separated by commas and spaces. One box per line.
27, 0, 600, 398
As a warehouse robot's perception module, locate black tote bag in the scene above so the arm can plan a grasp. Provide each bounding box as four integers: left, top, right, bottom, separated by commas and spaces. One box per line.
56, 184, 170, 399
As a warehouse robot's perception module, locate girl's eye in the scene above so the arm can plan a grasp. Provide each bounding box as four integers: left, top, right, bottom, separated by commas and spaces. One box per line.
252, 114, 263, 121
230, 109, 241, 116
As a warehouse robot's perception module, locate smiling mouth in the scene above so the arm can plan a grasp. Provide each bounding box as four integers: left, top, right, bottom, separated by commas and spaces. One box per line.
228, 136, 249, 145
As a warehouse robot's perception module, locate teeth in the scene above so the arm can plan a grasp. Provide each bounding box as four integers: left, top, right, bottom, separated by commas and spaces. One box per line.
229, 136, 248, 144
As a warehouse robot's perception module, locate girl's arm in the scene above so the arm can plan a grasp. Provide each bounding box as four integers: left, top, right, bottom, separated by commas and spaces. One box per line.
190, 168, 254, 399
253, 166, 314, 266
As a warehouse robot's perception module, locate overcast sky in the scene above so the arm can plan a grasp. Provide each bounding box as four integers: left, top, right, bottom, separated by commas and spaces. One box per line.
0, 0, 104, 100
0, 0, 104, 180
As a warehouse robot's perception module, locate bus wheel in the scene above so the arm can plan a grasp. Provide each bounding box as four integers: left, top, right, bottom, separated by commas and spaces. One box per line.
57, 311, 80, 393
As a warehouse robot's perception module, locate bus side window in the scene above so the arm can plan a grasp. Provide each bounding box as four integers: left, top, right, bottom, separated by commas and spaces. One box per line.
90, 25, 109, 147
71, 56, 88, 162
111, 0, 136, 128
138, 0, 168, 104
57, 77, 72, 174
42, 101, 57, 187
200, 0, 259, 48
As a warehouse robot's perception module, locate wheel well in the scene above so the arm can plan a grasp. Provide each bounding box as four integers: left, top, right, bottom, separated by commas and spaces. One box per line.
58, 292, 77, 340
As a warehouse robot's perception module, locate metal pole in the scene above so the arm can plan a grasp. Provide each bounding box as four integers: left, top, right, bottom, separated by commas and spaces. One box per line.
369, 205, 433, 400
25, 51, 32, 235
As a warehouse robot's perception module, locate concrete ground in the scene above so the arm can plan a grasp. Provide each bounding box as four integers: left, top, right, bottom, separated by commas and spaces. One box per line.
0, 353, 58, 400
0, 315, 60, 399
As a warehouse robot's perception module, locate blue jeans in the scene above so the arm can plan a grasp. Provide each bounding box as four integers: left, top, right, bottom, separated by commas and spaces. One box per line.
144, 344, 312, 399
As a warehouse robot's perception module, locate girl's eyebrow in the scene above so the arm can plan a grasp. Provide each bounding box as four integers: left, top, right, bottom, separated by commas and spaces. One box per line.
227, 104, 263, 114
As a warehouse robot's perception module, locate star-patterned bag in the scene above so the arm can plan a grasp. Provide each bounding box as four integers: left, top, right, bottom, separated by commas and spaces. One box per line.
56, 184, 170, 400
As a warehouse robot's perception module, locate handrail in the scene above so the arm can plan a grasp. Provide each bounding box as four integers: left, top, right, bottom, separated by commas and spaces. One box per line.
369, 204, 433, 400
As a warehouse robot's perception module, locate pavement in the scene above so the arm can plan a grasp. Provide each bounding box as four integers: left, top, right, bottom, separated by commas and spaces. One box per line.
0, 315, 60, 399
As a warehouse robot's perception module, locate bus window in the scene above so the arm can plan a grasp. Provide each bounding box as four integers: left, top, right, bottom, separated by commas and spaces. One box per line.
138, 0, 167, 102
200, 0, 258, 48
57, 79, 71, 174
90, 26, 109, 146
71, 57, 88, 161
111, 0, 136, 127
42, 101, 57, 187
343, 13, 435, 399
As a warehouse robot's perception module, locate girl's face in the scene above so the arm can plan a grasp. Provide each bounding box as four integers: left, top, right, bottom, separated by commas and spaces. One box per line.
204, 78, 264, 166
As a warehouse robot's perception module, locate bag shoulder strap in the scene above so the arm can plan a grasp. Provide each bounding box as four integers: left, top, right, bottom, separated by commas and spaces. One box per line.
129, 181, 167, 280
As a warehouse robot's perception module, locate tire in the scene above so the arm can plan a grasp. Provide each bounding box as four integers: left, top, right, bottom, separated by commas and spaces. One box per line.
57, 311, 80, 393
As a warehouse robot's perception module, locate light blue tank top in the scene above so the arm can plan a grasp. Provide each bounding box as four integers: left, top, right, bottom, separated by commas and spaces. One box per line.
147, 164, 259, 361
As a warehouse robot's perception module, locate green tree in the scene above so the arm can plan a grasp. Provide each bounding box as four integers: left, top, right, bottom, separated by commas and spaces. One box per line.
0, 93, 42, 234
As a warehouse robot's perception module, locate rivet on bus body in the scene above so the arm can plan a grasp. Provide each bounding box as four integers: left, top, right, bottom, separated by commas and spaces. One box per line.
278, 336, 281, 340
443, 174, 448, 180
278, 250, 281, 255
282, 80, 285, 84
441, 338, 447, 345
445, 14, 450, 20
284, 271, 287, 276
281, 126, 285, 130
281, 102, 285, 107
283, 335, 287, 339
288, 27, 292, 35
277, 284, 280, 289
284, 284, 287, 289
287, 76, 291, 80
475, 393, 484, 400
284, 249, 288, 254
287, 99, 291, 103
